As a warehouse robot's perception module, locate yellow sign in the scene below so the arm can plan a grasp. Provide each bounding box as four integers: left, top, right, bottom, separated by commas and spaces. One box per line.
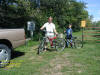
81, 20, 86, 27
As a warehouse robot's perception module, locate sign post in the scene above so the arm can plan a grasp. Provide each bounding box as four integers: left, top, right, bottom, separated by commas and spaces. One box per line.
27, 21, 35, 40
81, 20, 86, 47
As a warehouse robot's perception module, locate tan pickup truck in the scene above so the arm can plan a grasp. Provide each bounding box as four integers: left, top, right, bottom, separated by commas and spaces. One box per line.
0, 29, 25, 67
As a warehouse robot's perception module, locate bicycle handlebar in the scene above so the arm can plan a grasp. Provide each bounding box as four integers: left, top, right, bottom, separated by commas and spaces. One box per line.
41, 30, 58, 36
41, 30, 54, 33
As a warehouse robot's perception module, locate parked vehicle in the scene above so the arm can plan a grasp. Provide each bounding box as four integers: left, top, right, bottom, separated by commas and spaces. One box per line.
0, 29, 26, 67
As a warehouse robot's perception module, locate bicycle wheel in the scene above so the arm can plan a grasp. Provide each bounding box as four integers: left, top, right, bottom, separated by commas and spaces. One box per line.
55, 38, 65, 52
70, 40, 76, 48
37, 39, 45, 54
75, 40, 82, 49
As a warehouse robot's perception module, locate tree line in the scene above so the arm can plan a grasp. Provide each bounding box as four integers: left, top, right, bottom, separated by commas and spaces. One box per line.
0, 0, 93, 39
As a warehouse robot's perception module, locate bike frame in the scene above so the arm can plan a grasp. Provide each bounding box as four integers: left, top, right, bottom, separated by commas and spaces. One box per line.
47, 36, 57, 46
41, 30, 58, 47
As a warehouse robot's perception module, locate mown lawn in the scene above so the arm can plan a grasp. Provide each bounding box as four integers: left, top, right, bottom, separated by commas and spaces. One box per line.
0, 31, 100, 75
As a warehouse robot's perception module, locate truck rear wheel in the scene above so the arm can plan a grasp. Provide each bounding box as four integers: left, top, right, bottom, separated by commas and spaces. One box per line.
0, 44, 11, 68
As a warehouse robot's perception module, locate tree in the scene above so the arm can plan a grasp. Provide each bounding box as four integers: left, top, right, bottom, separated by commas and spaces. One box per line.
0, 0, 91, 39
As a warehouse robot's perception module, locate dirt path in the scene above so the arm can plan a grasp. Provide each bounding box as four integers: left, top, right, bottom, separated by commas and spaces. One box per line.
38, 52, 83, 75
39, 53, 71, 75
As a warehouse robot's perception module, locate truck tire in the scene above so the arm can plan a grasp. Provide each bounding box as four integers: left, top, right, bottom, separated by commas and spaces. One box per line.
0, 44, 11, 68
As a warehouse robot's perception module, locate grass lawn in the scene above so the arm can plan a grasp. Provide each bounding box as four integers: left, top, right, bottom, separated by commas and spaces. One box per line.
0, 31, 100, 75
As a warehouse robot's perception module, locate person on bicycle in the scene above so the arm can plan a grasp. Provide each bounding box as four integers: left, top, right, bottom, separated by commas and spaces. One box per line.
40, 16, 58, 51
65, 24, 73, 47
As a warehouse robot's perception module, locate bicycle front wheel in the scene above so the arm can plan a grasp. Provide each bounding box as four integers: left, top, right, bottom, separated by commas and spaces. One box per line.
75, 40, 82, 49
55, 38, 65, 52
37, 40, 45, 54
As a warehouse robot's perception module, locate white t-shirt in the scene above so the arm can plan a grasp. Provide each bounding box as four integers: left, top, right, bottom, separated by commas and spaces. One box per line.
43, 22, 55, 36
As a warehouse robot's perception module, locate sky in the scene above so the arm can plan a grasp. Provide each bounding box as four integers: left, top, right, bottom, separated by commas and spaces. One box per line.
78, 0, 100, 22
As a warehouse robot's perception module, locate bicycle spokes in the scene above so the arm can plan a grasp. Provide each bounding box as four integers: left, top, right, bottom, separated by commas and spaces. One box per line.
56, 38, 65, 52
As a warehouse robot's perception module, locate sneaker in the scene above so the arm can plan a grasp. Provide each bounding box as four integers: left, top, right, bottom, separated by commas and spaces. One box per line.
44, 48, 47, 51
44, 49, 47, 51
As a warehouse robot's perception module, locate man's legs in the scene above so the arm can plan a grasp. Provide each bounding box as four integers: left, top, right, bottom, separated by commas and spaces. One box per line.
44, 35, 54, 50
44, 36, 49, 51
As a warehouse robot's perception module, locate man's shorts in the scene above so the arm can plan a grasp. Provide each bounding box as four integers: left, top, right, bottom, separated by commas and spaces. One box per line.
45, 35, 54, 42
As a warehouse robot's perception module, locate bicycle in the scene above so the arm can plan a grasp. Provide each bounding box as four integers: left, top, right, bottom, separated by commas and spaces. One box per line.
37, 30, 65, 54
64, 32, 82, 49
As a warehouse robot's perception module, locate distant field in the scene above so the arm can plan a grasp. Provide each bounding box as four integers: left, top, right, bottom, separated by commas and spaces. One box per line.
0, 31, 100, 75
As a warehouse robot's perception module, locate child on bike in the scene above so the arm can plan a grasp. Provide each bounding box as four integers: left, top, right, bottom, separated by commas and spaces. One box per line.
65, 24, 73, 47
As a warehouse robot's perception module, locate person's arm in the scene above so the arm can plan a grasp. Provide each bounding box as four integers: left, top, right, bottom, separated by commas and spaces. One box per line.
71, 28, 73, 36
54, 29, 58, 35
40, 25, 44, 30
64, 29, 67, 33
40, 23, 46, 30
54, 24, 58, 34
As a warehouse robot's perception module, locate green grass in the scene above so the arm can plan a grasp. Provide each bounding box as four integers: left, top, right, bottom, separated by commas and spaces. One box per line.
0, 31, 100, 75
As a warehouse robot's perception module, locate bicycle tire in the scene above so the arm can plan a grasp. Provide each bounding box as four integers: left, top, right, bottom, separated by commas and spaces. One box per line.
55, 38, 65, 52
75, 40, 82, 49
37, 40, 45, 54
70, 40, 76, 48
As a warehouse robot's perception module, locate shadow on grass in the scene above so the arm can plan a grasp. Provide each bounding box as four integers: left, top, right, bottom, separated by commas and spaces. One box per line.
47, 48, 57, 52
11, 51, 25, 59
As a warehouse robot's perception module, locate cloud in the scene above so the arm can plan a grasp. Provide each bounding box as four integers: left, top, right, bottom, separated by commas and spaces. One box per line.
93, 17, 100, 22
87, 4, 98, 8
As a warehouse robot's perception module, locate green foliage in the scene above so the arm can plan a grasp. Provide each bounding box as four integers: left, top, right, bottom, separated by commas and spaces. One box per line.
0, 0, 90, 40
95, 21, 100, 27
92, 21, 100, 30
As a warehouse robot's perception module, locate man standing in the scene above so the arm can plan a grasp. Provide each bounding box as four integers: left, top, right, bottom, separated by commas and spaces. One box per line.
40, 16, 58, 51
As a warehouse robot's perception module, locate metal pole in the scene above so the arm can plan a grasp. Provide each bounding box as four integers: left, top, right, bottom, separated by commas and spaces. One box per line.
30, 31, 33, 40
82, 27, 84, 47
